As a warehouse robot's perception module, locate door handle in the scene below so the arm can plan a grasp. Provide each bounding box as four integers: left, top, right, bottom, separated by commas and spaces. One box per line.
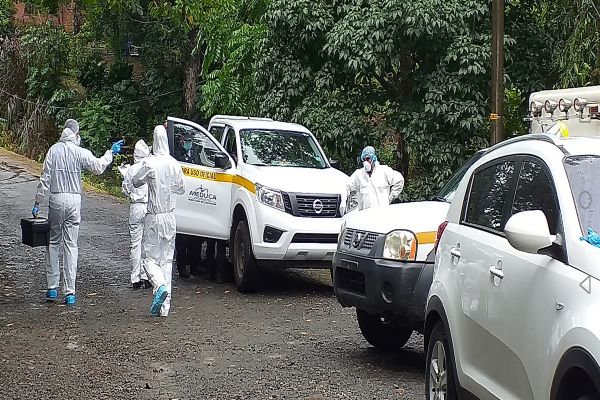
450, 247, 461, 259
489, 266, 504, 280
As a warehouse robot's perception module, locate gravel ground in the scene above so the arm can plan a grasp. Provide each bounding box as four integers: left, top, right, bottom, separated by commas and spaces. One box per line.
0, 152, 425, 400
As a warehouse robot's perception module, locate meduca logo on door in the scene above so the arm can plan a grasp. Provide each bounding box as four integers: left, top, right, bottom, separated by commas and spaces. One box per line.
189, 186, 217, 206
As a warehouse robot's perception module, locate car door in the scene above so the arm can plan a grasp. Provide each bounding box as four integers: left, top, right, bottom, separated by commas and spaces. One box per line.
483, 157, 567, 400
441, 156, 520, 399
167, 117, 234, 240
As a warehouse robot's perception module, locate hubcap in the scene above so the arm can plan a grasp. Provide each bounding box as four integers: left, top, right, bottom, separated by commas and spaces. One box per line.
429, 340, 448, 400
235, 234, 245, 278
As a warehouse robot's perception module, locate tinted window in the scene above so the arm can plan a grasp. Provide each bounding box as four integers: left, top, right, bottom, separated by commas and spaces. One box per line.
437, 150, 485, 202
173, 123, 220, 168
511, 160, 559, 234
209, 125, 225, 142
465, 160, 516, 232
224, 129, 238, 162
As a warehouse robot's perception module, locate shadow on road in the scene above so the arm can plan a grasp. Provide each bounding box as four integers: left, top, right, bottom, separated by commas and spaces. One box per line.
254, 267, 334, 296
356, 345, 426, 374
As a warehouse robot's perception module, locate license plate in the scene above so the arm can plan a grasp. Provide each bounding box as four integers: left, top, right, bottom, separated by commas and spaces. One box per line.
341, 259, 359, 271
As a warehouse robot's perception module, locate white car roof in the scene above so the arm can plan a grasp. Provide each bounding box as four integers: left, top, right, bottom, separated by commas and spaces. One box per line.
210, 116, 312, 134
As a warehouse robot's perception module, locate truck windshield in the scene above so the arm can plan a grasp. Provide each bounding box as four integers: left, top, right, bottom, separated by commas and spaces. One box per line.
564, 155, 600, 235
434, 150, 485, 202
240, 129, 327, 169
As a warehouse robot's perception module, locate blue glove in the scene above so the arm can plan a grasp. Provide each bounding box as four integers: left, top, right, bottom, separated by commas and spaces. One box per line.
580, 227, 600, 248
32, 203, 39, 218
111, 140, 124, 155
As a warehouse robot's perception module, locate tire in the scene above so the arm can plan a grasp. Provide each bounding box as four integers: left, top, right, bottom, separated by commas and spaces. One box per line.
426, 321, 458, 400
356, 309, 413, 351
232, 220, 259, 293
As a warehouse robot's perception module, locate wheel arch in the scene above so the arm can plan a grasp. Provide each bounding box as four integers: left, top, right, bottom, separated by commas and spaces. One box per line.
551, 347, 600, 400
425, 296, 478, 400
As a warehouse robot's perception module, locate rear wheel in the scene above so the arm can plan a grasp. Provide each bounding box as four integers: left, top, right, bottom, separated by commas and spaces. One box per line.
426, 321, 458, 400
356, 309, 413, 351
233, 220, 259, 293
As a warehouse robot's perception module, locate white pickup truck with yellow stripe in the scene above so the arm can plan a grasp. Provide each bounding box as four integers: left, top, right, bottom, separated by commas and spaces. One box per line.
166, 115, 350, 292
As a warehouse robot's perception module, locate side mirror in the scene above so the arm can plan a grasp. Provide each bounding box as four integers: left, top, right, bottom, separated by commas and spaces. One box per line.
504, 210, 556, 254
330, 159, 341, 169
215, 152, 232, 169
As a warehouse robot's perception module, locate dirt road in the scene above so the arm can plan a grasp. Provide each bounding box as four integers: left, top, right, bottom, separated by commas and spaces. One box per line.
0, 151, 425, 400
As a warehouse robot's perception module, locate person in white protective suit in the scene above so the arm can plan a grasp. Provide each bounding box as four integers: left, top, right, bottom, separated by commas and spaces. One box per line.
343, 146, 404, 212
32, 119, 123, 306
132, 125, 185, 317
121, 140, 152, 290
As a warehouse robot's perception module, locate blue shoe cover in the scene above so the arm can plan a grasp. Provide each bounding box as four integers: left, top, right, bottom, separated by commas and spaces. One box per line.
150, 285, 168, 316
46, 289, 58, 302
65, 294, 76, 306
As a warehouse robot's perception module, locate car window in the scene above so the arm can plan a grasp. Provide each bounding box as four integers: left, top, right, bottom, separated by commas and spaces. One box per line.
224, 128, 238, 162
511, 160, 559, 235
173, 122, 220, 168
239, 129, 327, 169
436, 150, 485, 202
209, 125, 225, 143
564, 155, 600, 235
464, 160, 517, 232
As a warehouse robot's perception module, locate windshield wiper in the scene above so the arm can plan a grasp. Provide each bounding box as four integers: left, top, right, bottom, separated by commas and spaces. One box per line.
430, 195, 449, 203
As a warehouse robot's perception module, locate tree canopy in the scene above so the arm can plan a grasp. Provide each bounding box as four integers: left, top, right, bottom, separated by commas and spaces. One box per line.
0, 0, 592, 197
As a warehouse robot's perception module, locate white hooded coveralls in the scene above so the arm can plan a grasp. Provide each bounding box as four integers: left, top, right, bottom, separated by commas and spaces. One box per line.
347, 162, 405, 211
122, 140, 150, 284
132, 126, 185, 316
35, 123, 113, 295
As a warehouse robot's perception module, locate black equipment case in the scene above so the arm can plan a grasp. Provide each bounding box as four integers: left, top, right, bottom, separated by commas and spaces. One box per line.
21, 218, 50, 247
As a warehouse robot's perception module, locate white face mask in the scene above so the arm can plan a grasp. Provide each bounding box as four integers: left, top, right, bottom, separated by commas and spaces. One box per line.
363, 160, 372, 172
74, 135, 81, 147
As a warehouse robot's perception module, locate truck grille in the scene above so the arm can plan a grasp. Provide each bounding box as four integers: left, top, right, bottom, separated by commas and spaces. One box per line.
291, 233, 339, 244
342, 229, 380, 251
281, 193, 340, 218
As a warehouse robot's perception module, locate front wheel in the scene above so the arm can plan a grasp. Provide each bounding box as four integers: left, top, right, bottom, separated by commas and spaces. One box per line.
233, 220, 259, 293
426, 322, 458, 400
356, 309, 413, 351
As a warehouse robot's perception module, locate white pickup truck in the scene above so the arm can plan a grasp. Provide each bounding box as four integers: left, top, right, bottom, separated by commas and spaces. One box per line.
165, 115, 351, 292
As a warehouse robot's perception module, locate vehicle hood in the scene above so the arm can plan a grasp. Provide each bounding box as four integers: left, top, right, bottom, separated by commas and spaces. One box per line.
344, 201, 450, 234
241, 165, 349, 195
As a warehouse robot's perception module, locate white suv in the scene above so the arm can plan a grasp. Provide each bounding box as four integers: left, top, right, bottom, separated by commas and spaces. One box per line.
426, 86, 600, 400
166, 115, 350, 292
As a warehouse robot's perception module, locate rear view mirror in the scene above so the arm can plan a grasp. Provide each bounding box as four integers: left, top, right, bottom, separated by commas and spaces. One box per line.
504, 210, 555, 254
215, 152, 232, 169
330, 159, 341, 169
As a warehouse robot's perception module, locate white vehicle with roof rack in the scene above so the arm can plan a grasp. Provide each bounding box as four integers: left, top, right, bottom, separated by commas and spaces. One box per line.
425, 85, 600, 400
165, 115, 351, 292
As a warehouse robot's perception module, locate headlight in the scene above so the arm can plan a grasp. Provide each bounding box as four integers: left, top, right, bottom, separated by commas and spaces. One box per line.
256, 184, 285, 212
338, 221, 347, 250
383, 230, 417, 261
346, 191, 358, 213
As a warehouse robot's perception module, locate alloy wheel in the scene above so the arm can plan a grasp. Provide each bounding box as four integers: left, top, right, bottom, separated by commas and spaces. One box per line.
429, 340, 448, 400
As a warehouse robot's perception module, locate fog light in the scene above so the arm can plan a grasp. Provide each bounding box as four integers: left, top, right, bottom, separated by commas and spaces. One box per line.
263, 226, 284, 243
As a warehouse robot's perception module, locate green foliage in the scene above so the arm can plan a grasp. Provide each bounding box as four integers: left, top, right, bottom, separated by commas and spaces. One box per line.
550, 0, 600, 87
504, 87, 527, 138
21, 22, 72, 100
0, 0, 14, 35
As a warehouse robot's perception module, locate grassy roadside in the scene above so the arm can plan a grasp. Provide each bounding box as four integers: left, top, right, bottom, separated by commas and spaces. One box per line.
0, 146, 126, 201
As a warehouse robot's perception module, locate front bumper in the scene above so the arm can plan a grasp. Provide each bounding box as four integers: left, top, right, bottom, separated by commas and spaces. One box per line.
251, 201, 343, 265
332, 250, 433, 323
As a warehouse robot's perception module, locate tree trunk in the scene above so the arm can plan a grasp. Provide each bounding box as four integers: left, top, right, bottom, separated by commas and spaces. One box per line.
183, 29, 202, 119
396, 135, 410, 185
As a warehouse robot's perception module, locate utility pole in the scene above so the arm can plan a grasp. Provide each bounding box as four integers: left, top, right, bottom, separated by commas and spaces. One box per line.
490, 0, 505, 145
